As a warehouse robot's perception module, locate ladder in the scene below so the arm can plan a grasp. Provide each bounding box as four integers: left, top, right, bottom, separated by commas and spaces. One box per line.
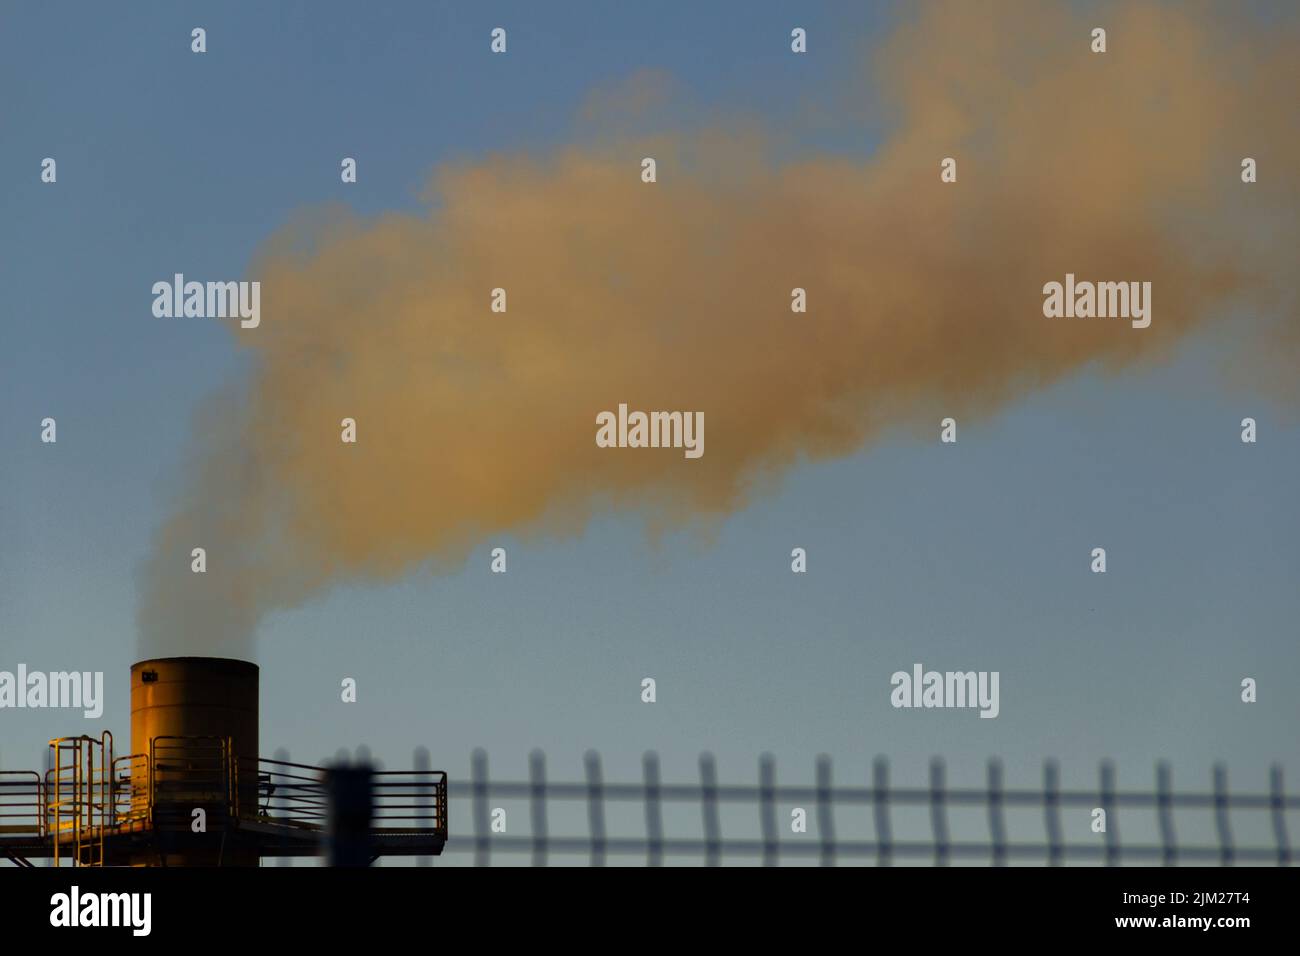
47, 733, 113, 867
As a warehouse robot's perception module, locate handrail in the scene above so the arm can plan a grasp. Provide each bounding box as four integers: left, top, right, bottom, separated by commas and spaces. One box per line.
47, 733, 113, 866
149, 735, 232, 826
0, 771, 44, 838
234, 756, 448, 837
6, 739, 448, 862
112, 752, 150, 824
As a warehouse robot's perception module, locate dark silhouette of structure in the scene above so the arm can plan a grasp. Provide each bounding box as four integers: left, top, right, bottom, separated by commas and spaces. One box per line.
0, 657, 446, 867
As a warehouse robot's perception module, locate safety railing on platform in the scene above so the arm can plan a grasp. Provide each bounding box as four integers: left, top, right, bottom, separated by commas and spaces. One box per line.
149, 735, 232, 828
111, 753, 150, 825
5, 740, 449, 865
47, 733, 113, 867
0, 772, 45, 839
238, 757, 329, 827
372, 769, 448, 834
235, 757, 447, 838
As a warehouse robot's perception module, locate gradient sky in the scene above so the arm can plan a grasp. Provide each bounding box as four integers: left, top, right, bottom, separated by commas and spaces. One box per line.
1, 1, 1296, 863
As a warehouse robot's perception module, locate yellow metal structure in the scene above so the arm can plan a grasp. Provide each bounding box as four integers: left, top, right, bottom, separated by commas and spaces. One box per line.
47, 733, 113, 867
0, 658, 447, 866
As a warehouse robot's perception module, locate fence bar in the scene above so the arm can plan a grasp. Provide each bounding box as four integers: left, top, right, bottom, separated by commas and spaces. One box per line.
987, 759, 1007, 867
1100, 760, 1119, 866
1269, 764, 1290, 866
759, 753, 778, 867
529, 750, 548, 868
873, 757, 892, 867
1156, 762, 1175, 867
584, 750, 606, 867
643, 752, 663, 867
930, 758, 950, 866
700, 753, 721, 866
471, 748, 489, 867
1214, 763, 1234, 866
816, 755, 835, 867
1044, 760, 1063, 866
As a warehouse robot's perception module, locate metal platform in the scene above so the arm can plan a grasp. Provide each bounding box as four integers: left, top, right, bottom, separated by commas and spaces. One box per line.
0, 734, 447, 866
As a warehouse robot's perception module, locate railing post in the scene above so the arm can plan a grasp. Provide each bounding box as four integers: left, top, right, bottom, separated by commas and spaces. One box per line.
272, 748, 291, 866
100, 730, 112, 864
228, 739, 236, 823
43, 745, 52, 862
71, 741, 78, 866
147, 738, 155, 827
53, 742, 61, 868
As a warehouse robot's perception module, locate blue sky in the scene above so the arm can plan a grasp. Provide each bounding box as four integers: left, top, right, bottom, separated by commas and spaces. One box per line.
1, 1, 1296, 862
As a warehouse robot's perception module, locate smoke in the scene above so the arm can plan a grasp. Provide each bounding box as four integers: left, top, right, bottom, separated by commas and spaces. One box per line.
138, 2, 1298, 657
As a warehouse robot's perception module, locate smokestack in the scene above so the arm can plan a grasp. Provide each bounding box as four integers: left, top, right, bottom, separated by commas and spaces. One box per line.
130, 657, 259, 865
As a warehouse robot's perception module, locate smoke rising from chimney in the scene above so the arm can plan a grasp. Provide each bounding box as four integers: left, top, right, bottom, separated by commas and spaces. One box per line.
137, 2, 1298, 657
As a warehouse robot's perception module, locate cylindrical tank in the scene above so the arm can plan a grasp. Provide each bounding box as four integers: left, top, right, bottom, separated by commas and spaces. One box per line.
130, 657, 259, 761
129, 657, 260, 865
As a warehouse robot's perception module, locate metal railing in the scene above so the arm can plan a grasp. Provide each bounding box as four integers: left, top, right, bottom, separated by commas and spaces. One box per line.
238, 757, 329, 827
2, 746, 449, 857
2, 745, 450, 866
448, 750, 1296, 866
237, 756, 447, 836
372, 769, 448, 834
149, 735, 233, 828
112, 752, 150, 825
0, 772, 44, 838
47, 734, 113, 867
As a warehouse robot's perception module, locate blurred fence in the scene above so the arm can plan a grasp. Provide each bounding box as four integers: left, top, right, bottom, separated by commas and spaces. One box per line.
5, 745, 1296, 866
436, 750, 1293, 866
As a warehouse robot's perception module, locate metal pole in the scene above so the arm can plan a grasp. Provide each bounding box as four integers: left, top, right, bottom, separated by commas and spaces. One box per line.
323, 763, 374, 867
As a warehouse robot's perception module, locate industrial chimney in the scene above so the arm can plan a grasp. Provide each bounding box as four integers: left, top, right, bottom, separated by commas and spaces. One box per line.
129, 657, 261, 866
0, 656, 447, 867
